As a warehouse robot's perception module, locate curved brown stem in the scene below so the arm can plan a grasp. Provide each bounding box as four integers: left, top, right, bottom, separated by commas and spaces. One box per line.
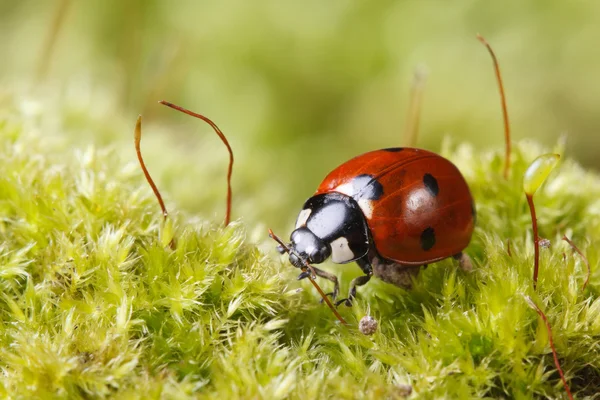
159, 100, 234, 226
134, 116, 176, 249
524, 296, 573, 400
477, 34, 511, 180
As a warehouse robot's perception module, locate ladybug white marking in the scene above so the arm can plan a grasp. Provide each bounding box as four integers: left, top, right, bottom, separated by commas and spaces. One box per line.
330, 236, 355, 263
334, 182, 354, 197
295, 208, 312, 228
333, 183, 374, 219
357, 199, 374, 220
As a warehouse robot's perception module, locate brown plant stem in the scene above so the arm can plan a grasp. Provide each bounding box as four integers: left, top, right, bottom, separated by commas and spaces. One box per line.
36, 0, 71, 84
524, 296, 573, 400
159, 100, 233, 226
404, 67, 427, 147
134, 115, 176, 250
477, 34, 511, 180
525, 193, 540, 289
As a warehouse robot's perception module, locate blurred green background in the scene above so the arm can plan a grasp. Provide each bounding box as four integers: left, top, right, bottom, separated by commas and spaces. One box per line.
1, 0, 599, 233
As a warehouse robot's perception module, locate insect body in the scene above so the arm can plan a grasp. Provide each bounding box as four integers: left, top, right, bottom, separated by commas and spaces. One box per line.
280, 147, 475, 306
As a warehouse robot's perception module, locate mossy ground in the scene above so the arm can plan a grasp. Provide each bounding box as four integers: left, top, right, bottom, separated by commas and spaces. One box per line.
1, 106, 600, 399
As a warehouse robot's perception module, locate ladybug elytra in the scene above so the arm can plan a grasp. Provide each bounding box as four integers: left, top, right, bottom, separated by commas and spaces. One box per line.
279, 147, 475, 306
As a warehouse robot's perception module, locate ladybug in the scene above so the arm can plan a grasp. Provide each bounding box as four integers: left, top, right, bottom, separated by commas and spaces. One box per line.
278, 147, 475, 306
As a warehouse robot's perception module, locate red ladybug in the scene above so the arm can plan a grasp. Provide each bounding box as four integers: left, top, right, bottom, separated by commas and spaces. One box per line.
279, 147, 475, 306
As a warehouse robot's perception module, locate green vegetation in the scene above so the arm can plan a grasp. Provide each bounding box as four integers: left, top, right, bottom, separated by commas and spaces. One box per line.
1, 2, 600, 398
1, 104, 599, 398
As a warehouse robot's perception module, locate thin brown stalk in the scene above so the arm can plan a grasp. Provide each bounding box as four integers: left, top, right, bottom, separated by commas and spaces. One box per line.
36, 0, 71, 83
404, 66, 427, 147
526, 194, 540, 289
477, 34, 511, 180
524, 296, 573, 400
159, 100, 233, 226
134, 116, 175, 249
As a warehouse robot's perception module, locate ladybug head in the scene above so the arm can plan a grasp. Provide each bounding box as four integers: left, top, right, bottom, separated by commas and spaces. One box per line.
279, 193, 371, 268
286, 227, 332, 267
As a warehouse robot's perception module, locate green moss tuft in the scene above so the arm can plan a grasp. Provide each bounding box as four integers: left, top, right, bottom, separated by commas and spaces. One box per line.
1, 110, 599, 399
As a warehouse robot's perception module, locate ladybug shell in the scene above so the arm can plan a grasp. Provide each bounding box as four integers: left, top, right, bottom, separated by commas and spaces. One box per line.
315, 147, 475, 265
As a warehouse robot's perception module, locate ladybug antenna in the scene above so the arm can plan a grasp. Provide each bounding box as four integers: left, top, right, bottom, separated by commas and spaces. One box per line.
159, 100, 234, 227
269, 229, 348, 326
134, 115, 176, 249
477, 34, 511, 180
269, 229, 316, 280
404, 65, 428, 147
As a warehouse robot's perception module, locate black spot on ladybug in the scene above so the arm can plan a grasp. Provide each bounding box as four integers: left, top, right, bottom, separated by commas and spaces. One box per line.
471, 201, 477, 223
382, 147, 404, 152
352, 174, 383, 200
420, 227, 436, 251
423, 173, 439, 197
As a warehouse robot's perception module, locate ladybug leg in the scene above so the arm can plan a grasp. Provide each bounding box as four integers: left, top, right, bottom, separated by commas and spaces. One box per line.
297, 267, 340, 300
453, 252, 473, 272
335, 274, 372, 307
335, 256, 373, 307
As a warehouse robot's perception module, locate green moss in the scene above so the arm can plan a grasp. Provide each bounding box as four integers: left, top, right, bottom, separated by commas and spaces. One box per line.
1, 108, 599, 399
